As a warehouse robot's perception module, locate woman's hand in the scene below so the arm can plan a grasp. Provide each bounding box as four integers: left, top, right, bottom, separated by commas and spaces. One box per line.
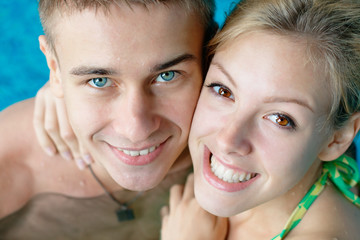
161, 174, 228, 240
33, 81, 93, 169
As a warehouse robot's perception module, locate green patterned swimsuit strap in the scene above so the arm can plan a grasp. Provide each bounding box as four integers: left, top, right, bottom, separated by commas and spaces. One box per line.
271, 155, 360, 240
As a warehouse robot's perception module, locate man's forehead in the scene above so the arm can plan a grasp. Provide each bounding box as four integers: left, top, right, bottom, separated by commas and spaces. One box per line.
50, 1, 204, 75
52, 2, 201, 43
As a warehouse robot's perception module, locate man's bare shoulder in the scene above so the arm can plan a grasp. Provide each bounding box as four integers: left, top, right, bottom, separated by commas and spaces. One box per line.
0, 98, 39, 164
0, 99, 37, 218
0, 99, 107, 219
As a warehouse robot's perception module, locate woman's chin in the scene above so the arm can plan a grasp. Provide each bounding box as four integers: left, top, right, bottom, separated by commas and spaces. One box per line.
194, 181, 241, 217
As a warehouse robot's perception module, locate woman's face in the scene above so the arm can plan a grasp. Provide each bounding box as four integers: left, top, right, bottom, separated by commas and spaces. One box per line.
189, 32, 333, 217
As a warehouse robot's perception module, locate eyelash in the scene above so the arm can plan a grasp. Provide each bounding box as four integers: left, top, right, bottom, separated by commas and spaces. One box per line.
152, 70, 182, 84
206, 82, 234, 100
263, 113, 297, 130
87, 77, 114, 89
206, 82, 297, 131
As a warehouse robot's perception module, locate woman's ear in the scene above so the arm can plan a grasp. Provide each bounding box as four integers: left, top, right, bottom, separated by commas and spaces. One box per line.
39, 35, 64, 98
318, 112, 360, 161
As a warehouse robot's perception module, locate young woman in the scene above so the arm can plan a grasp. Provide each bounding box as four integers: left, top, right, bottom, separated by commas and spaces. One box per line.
161, 0, 360, 239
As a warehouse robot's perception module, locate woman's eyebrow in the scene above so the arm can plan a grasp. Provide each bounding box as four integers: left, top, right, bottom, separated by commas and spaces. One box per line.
263, 96, 314, 112
211, 61, 236, 87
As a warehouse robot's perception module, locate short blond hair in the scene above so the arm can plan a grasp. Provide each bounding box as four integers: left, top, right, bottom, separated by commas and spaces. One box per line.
210, 0, 360, 129
39, 0, 216, 51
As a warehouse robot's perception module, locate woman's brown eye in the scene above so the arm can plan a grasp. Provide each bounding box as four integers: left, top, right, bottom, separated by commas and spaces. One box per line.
206, 83, 234, 100
264, 113, 296, 130
218, 87, 232, 98
276, 116, 289, 126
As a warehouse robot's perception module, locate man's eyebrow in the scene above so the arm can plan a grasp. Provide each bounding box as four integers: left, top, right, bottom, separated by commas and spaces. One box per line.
263, 97, 314, 112
69, 54, 196, 76
152, 54, 197, 72
70, 66, 117, 76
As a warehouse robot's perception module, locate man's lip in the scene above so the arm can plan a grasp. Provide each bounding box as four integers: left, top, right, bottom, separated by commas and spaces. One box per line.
202, 145, 258, 192
108, 140, 167, 166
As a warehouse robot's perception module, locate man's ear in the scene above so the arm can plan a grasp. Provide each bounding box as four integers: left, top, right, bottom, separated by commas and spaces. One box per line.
318, 112, 360, 161
39, 35, 64, 98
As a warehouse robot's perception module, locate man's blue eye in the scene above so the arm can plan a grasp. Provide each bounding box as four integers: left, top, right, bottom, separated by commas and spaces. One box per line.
88, 77, 112, 88
156, 71, 176, 82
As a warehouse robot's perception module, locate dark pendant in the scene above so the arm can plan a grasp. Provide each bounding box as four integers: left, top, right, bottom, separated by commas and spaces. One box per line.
116, 206, 135, 222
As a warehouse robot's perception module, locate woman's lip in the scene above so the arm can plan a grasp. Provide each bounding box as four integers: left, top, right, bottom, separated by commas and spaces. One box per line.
109, 140, 166, 166
202, 145, 259, 192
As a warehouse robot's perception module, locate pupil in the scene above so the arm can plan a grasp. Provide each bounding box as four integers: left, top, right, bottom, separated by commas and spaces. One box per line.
220, 88, 229, 97
277, 117, 288, 126
95, 78, 106, 86
162, 72, 173, 79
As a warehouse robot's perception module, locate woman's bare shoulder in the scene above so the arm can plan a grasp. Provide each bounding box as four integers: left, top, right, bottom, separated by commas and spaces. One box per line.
289, 184, 360, 240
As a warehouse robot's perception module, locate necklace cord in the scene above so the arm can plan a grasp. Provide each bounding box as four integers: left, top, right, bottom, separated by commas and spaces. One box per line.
88, 165, 143, 208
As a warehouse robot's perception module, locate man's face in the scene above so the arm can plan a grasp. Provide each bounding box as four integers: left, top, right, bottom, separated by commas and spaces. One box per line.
48, 3, 204, 190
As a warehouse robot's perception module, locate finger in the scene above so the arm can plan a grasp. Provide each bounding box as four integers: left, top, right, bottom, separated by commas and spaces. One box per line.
216, 217, 228, 228
160, 205, 169, 218
182, 173, 195, 200
169, 184, 184, 210
79, 142, 93, 165
44, 95, 72, 161
33, 88, 57, 156
55, 97, 81, 160
160, 214, 169, 237
215, 217, 229, 239
55, 97, 89, 170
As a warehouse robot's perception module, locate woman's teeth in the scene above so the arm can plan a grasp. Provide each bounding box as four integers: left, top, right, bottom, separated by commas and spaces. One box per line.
210, 155, 256, 183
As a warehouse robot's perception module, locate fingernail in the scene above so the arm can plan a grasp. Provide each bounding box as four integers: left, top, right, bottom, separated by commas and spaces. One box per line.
83, 154, 93, 165
76, 159, 87, 170
61, 151, 73, 161
45, 147, 56, 156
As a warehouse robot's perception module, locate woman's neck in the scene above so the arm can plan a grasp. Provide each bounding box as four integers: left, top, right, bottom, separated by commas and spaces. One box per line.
227, 159, 323, 240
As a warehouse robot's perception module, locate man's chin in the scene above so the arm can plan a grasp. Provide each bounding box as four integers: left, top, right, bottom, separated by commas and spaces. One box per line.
110, 170, 166, 191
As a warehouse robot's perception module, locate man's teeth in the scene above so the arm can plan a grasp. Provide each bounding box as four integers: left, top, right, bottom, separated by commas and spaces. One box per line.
211, 155, 255, 183
118, 145, 159, 156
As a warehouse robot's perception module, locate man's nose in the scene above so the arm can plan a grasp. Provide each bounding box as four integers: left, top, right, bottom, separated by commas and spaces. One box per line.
112, 89, 161, 143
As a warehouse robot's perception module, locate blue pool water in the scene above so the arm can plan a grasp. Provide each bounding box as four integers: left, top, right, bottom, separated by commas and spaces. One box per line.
0, 1, 48, 111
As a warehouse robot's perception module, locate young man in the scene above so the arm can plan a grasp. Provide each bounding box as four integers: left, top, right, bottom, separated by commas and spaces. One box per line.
0, 1, 219, 239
